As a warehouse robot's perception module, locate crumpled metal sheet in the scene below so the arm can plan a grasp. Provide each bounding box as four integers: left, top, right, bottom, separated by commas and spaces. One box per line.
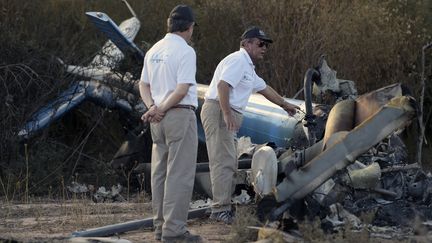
313, 59, 358, 101
93, 184, 126, 203
322, 203, 362, 230
355, 83, 405, 126
322, 99, 356, 149
346, 162, 381, 189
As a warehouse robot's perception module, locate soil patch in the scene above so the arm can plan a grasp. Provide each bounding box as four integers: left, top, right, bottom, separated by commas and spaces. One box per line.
0, 200, 231, 242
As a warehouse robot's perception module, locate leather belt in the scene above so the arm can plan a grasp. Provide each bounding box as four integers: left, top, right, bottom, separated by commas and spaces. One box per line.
172, 104, 196, 112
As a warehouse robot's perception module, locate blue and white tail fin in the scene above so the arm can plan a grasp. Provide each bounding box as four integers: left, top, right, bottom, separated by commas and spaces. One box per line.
86, 11, 144, 65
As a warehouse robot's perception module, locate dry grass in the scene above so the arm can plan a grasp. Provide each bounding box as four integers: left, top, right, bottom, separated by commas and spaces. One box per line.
227, 205, 261, 242
0, 197, 153, 242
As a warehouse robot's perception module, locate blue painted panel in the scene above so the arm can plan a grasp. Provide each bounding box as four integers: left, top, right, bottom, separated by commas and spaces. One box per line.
86, 12, 144, 60
239, 98, 302, 147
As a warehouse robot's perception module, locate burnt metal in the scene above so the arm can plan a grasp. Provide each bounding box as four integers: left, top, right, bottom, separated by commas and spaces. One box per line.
282, 150, 305, 177
381, 163, 420, 173
18, 80, 140, 140
303, 68, 321, 146
275, 96, 415, 204
278, 140, 323, 176
371, 188, 398, 198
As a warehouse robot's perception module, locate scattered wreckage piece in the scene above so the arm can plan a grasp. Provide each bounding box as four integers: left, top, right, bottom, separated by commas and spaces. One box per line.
92, 184, 126, 203
312, 57, 358, 103
18, 80, 141, 139
69, 237, 132, 243
322, 203, 362, 230
60, 2, 142, 89
66, 182, 126, 203
71, 207, 209, 237
343, 162, 381, 189
18, 0, 144, 140
85, 10, 144, 62
381, 162, 420, 173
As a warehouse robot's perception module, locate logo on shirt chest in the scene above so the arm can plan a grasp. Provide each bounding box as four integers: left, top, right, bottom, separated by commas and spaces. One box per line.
242, 72, 254, 83
150, 53, 170, 64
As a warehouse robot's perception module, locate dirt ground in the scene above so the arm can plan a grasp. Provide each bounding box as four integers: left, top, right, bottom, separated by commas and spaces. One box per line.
0, 199, 234, 243
3, 198, 432, 243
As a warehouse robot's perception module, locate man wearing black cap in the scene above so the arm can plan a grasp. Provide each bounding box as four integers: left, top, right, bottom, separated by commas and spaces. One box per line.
139, 4, 202, 242
201, 26, 299, 224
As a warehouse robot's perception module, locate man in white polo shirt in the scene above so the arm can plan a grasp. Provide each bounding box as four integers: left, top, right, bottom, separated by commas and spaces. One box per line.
201, 26, 299, 224
139, 4, 202, 243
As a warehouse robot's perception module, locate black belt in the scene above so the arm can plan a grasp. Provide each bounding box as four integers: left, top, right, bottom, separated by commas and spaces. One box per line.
172, 104, 196, 112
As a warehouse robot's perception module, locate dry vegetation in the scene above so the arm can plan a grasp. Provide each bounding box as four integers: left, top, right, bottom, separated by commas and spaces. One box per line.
1, 0, 432, 242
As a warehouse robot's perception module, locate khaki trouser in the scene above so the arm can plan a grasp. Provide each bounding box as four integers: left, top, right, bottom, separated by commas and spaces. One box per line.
200, 100, 243, 213
150, 108, 198, 237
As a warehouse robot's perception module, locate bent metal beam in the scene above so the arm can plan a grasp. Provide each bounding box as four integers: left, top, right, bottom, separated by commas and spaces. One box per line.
71, 207, 208, 237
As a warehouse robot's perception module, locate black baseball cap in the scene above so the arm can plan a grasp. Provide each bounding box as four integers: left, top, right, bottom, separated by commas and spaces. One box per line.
169, 4, 197, 25
241, 26, 273, 43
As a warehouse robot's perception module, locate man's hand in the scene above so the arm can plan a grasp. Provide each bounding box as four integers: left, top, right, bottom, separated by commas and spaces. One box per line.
223, 110, 239, 132
258, 86, 300, 116
141, 105, 165, 123
280, 101, 300, 116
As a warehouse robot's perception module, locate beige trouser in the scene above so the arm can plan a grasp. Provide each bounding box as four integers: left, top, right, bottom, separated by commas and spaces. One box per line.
150, 108, 198, 238
200, 100, 243, 213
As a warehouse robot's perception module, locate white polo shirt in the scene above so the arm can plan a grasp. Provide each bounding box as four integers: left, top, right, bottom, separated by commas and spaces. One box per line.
205, 48, 267, 113
140, 33, 198, 107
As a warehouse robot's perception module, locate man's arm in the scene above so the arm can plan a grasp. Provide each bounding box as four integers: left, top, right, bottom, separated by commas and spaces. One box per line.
139, 81, 164, 123
157, 83, 191, 113
258, 85, 299, 116
139, 81, 154, 108
217, 80, 239, 131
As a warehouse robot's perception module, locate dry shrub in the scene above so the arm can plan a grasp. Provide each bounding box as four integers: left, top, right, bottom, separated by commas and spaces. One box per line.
227, 205, 261, 242
236, 1, 429, 94
298, 217, 373, 243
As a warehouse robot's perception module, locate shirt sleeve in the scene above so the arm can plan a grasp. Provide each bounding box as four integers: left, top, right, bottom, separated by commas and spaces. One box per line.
177, 48, 197, 84
252, 76, 267, 92
140, 54, 150, 84
219, 57, 244, 88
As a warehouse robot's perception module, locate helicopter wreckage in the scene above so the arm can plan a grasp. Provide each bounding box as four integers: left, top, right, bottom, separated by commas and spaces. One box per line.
18, 1, 432, 240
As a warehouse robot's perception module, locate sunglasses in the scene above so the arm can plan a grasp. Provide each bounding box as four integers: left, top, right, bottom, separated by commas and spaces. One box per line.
257, 41, 270, 48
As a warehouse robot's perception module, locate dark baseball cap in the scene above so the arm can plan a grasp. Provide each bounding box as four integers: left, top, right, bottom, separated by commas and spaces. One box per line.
169, 4, 197, 25
241, 26, 273, 43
